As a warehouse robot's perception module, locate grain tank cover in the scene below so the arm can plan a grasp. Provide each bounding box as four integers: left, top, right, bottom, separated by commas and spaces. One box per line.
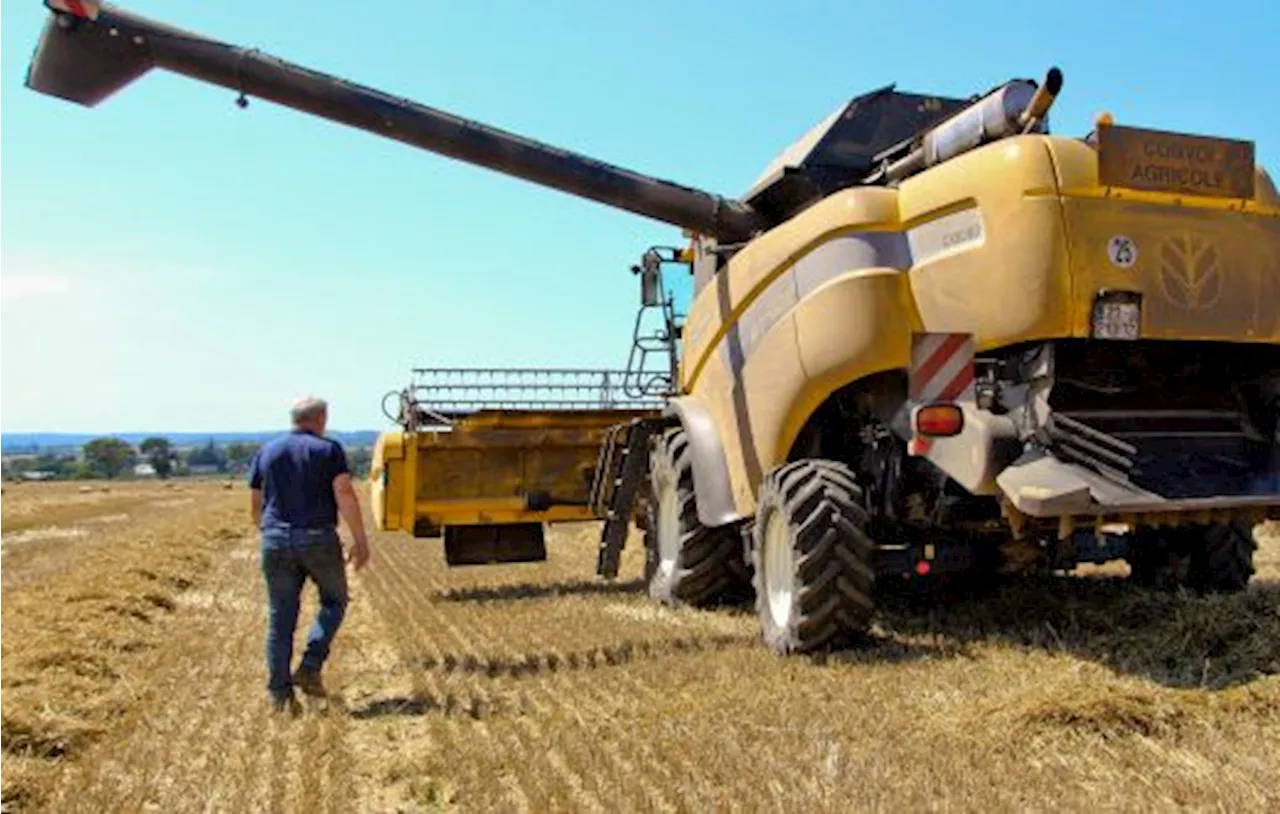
743, 86, 969, 222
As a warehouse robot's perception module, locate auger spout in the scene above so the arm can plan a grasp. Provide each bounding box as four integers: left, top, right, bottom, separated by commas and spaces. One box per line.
27, 2, 764, 242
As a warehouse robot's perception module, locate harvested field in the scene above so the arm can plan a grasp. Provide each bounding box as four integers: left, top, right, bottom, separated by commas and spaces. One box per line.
2, 480, 1278, 812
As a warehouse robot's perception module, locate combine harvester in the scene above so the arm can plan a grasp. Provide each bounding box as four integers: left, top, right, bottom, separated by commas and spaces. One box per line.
28, 1, 1278, 653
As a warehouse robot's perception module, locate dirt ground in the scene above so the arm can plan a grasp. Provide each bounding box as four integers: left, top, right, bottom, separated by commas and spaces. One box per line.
2, 479, 1278, 813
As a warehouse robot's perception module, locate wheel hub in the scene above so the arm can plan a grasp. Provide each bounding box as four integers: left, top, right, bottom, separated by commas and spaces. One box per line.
763, 509, 794, 629
656, 472, 681, 567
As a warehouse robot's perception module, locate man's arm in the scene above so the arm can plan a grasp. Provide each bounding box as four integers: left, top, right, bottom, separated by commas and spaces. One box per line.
247, 449, 263, 527
333, 473, 370, 569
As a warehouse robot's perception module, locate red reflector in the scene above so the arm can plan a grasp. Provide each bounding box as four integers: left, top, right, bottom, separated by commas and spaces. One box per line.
914, 404, 964, 437
49, 0, 101, 20
915, 560, 932, 576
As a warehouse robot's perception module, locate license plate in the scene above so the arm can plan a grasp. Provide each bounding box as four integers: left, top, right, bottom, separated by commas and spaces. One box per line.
1092, 302, 1140, 340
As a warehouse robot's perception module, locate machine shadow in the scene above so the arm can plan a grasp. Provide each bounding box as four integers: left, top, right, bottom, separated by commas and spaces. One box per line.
430, 559, 1276, 688
349, 692, 514, 721
436, 578, 646, 603
417, 633, 761, 681
865, 574, 1280, 690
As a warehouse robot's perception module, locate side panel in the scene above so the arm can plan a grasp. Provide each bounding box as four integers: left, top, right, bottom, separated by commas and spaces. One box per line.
785, 270, 923, 460
687, 341, 755, 521
681, 187, 902, 392
370, 430, 405, 531
899, 136, 1071, 348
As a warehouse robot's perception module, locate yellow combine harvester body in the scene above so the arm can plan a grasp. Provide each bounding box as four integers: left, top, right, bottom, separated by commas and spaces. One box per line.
678, 130, 1279, 520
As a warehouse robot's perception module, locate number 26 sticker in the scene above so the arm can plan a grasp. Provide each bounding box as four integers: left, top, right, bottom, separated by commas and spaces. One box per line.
1107, 235, 1137, 268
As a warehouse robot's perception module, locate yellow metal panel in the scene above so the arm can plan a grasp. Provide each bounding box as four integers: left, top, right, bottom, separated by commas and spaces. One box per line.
682, 187, 901, 391
417, 498, 597, 527
691, 347, 757, 517
733, 313, 805, 509
370, 430, 404, 531
378, 409, 657, 536
1047, 138, 1280, 342
782, 269, 924, 463
899, 136, 1072, 349
1061, 198, 1280, 341
400, 430, 418, 532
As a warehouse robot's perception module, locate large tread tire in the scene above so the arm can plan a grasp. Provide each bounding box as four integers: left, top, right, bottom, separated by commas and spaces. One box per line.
751, 459, 876, 654
1191, 521, 1257, 594
644, 428, 751, 607
1126, 529, 1190, 591
1128, 521, 1256, 594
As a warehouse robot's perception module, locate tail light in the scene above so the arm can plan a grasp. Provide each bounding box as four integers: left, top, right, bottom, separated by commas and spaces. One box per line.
913, 403, 965, 437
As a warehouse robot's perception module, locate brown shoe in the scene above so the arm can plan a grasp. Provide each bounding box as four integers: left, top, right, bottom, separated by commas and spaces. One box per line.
270, 689, 302, 716
292, 666, 327, 698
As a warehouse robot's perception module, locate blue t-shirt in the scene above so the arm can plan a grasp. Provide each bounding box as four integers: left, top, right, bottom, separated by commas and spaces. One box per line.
248, 430, 350, 530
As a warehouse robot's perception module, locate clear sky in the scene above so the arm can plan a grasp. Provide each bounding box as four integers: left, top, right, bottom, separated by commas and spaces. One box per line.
3, 0, 1277, 434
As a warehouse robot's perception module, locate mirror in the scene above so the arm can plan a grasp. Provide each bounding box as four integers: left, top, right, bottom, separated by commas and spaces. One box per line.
640, 250, 661, 307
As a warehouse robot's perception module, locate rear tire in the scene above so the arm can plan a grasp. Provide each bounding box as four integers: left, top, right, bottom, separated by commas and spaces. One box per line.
1128, 521, 1256, 594
750, 460, 876, 654
644, 429, 751, 606
1191, 521, 1256, 593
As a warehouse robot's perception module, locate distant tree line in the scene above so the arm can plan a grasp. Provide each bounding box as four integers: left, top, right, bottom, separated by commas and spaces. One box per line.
3, 437, 373, 481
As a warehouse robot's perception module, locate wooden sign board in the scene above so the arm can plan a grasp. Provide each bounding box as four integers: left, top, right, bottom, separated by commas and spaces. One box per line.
1097, 124, 1255, 200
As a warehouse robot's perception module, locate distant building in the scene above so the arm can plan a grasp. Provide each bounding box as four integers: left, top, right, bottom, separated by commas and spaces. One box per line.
185, 464, 222, 476
133, 462, 157, 478
20, 470, 56, 481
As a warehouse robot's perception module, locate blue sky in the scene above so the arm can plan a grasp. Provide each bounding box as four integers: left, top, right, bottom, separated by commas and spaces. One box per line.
3, 0, 1277, 433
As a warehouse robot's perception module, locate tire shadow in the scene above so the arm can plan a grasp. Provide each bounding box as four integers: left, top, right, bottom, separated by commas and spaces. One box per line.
868, 573, 1280, 690
418, 633, 757, 680
436, 578, 646, 603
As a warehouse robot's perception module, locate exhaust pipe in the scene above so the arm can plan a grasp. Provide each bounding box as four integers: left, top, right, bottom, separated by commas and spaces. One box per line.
885, 68, 1064, 182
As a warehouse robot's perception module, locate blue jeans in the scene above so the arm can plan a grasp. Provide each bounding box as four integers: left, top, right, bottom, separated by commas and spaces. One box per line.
260, 527, 349, 699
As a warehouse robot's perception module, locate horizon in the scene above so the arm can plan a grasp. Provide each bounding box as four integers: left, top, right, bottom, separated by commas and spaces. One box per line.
1, 428, 381, 443
4, 0, 1278, 432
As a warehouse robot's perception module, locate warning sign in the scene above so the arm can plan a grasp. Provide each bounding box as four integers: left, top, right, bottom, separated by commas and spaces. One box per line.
1097, 124, 1255, 199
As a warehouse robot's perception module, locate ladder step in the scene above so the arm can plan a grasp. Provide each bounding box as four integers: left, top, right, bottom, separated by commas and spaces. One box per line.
595, 418, 660, 579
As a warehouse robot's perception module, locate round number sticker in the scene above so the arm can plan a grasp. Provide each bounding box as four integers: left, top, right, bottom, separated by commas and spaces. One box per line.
1107, 235, 1137, 268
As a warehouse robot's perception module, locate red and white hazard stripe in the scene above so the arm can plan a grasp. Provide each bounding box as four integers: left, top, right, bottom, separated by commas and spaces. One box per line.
909, 332, 975, 403
48, 1, 101, 20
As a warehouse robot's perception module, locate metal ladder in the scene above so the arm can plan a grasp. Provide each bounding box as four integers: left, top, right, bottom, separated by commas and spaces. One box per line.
590, 418, 663, 578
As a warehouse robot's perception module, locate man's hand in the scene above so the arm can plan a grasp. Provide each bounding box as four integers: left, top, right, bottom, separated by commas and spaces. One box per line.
333, 473, 370, 570
346, 536, 371, 570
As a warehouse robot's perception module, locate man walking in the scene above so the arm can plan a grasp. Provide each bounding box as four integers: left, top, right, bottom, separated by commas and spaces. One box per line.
248, 396, 371, 712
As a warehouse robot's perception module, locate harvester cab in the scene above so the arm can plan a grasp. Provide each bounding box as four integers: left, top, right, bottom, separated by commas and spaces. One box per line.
27, 1, 1278, 656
